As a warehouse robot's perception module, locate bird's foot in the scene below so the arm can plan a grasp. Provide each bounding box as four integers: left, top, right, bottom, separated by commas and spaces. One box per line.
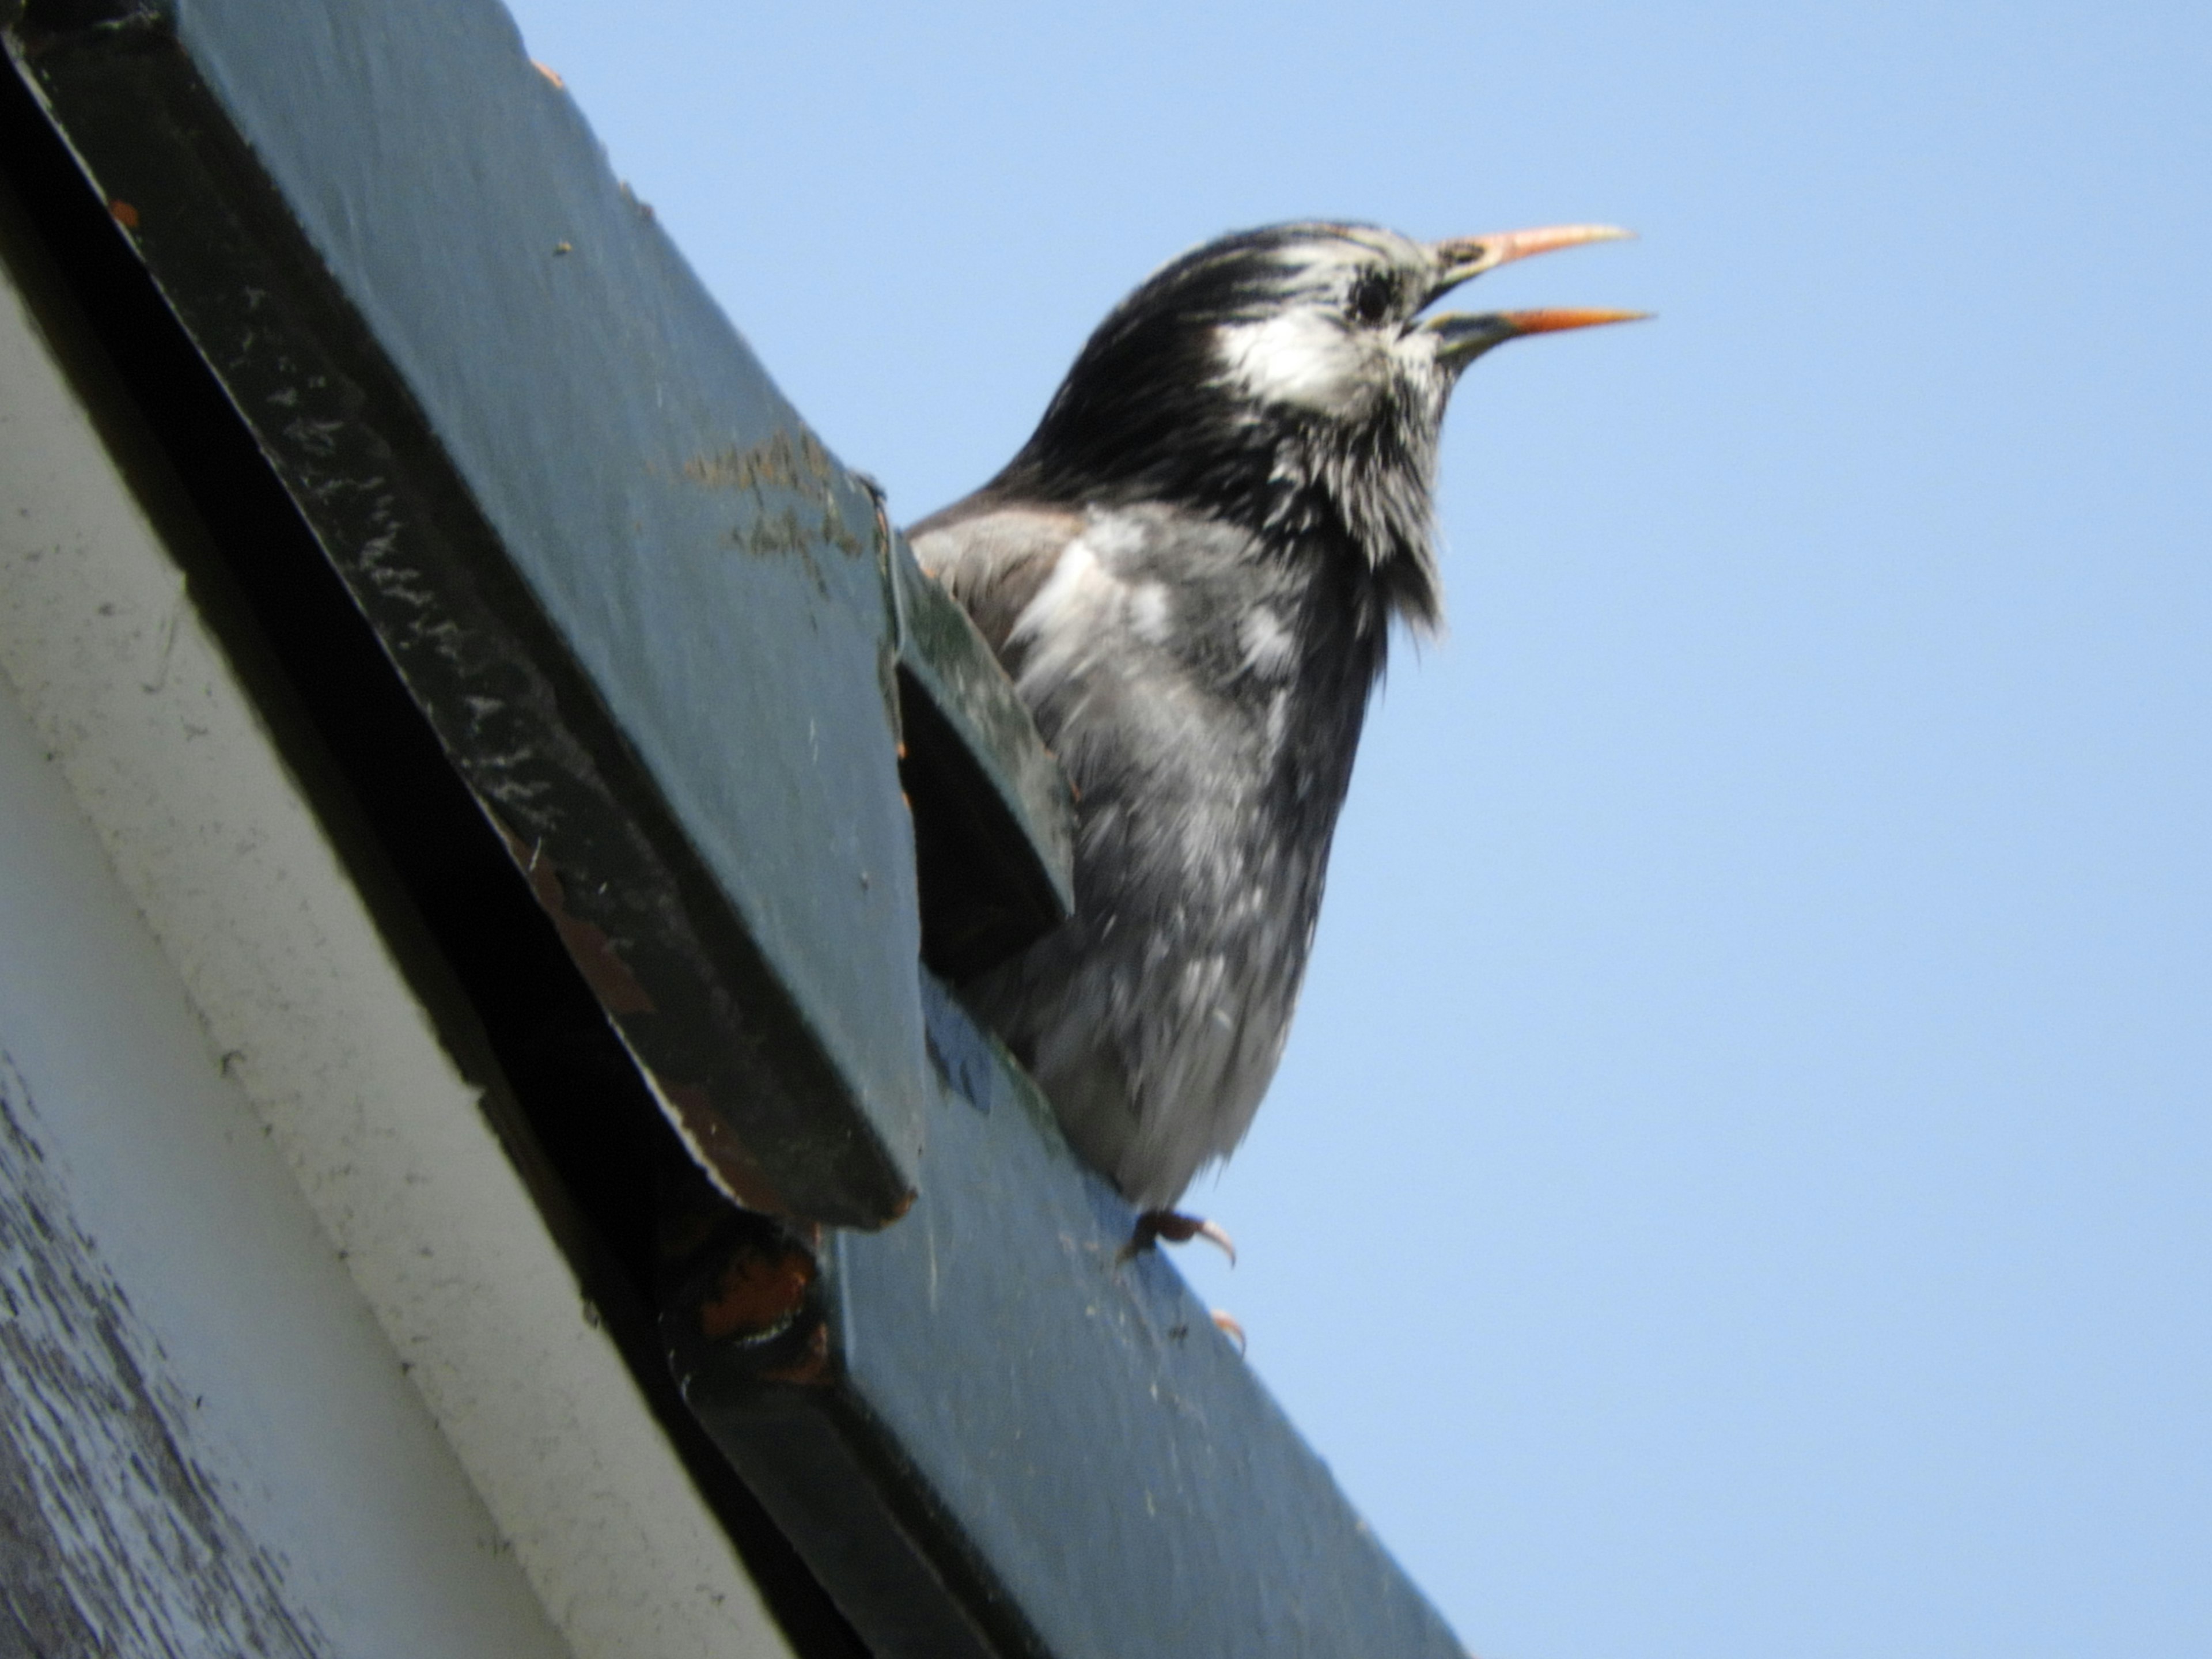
1119, 1209, 1237, 1266
1210, 1309, 1247, 1354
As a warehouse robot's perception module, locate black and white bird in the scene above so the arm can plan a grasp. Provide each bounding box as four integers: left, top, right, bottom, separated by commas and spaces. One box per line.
910, 221, 1638, 1249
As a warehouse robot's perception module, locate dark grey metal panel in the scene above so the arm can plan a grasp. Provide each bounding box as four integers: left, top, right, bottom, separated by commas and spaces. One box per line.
891, 528, 1077, 982
172, 0, 919, 1096
5, 0, 950, 1223
671, 978, 1467, 1659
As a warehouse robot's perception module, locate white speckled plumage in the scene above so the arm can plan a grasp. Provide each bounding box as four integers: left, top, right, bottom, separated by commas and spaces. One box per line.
909, 220, 1634, 1209
919, 500, 1354, 1205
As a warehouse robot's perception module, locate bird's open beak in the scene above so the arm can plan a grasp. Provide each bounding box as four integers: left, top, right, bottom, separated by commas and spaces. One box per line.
1418, 224, 1643, 370
1429, 224, 1634, 292
1427, 306, 1650, 371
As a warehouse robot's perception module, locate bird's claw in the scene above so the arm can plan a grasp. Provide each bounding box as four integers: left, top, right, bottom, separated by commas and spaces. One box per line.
1210, 1309, 1247, 1354
1120, 1208, 1237, 1266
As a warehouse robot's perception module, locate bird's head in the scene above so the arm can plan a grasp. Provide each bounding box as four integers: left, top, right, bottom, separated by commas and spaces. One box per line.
995, 221, 1640, 630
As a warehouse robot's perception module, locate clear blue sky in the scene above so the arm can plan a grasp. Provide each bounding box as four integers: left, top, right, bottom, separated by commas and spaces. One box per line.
497, 3, 2210, 1653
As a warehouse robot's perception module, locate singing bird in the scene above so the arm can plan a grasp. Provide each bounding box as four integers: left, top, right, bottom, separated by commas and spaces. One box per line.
910, 222, 1638, 1250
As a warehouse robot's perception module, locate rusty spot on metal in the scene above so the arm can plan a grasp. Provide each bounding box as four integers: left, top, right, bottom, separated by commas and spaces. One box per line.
761, 1322, 832, 1386
698, 1237, 816, 1344
108, 199, 139, 229
482, 813, 800, 1217
656, 1078, 790, 1215
491, 819, 655, 1016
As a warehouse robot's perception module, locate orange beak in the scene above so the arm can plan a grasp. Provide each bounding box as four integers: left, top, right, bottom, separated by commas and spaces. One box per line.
1491, 307, 1652, 336
1426, 306, 1650, 370
1416, 223, 1643, 367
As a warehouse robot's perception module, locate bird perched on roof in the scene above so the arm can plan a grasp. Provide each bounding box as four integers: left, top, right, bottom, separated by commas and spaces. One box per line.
910, 221, 1638, 1250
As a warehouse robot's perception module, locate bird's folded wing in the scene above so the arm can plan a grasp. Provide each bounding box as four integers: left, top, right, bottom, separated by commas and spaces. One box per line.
906, 495, 1086, 658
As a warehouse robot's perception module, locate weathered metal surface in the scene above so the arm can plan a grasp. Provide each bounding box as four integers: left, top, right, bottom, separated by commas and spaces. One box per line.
891, 527, 1077, 982
0, 139, 830, 1656
4, 0, 927, 1225
0, 126, 871, 1654
669, 978, 1467, 1659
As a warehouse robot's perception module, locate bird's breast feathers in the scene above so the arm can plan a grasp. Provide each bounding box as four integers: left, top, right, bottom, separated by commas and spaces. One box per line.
912, 499, 1370, 1204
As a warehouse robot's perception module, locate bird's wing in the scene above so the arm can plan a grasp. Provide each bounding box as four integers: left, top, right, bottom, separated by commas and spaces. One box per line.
914, 498, 1317, 1207
904, 495, 1087, 658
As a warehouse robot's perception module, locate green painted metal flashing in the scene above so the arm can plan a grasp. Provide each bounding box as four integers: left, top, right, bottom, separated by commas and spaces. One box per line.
666, 977, 1466, 1659
5, 0, 1056, 1225
891, 532, 1077, 982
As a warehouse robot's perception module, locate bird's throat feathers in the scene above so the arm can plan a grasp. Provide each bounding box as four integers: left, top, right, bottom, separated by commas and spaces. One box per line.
997, 365, 1446, 639
991, 227, 1454, 637
1264, 408, 1445, 637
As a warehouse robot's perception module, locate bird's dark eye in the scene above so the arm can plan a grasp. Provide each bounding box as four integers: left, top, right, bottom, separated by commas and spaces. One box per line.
1349, 272, 1397, 327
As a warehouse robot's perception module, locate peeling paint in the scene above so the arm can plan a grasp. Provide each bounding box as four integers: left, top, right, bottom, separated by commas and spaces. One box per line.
682, 429, 868, 566
0, 1056, 327, 1658
680, 427, 831, 495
